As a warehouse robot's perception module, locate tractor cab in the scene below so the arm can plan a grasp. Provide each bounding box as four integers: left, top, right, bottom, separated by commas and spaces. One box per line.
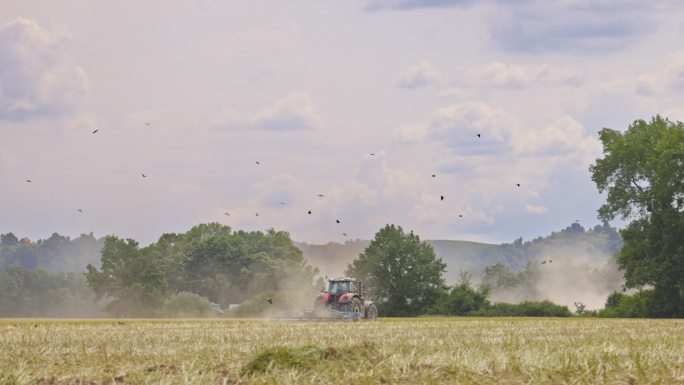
325, 279, 359, 295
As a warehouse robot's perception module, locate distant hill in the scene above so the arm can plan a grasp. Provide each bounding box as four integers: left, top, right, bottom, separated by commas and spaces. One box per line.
297, 222, 623, 284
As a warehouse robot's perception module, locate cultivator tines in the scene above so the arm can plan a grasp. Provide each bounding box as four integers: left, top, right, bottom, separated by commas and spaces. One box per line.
278, 308, 364, 321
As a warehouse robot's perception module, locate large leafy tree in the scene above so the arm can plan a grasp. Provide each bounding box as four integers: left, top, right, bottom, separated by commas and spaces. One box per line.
152, 223, 318, 306
85, 236, 166, 316
346, 224, 447, 316
590, 115, 684, 316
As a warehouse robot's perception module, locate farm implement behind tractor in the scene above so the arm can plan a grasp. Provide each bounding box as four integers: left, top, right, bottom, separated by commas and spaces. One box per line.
278, 277, 378, 321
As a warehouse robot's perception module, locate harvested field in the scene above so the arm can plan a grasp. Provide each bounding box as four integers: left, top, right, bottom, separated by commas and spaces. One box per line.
1, 318, 683, 384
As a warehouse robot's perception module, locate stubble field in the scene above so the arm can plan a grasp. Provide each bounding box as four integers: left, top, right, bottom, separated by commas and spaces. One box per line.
1, 318, 683, 385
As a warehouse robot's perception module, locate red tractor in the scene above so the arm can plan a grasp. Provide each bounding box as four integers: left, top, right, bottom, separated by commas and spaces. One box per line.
314, 277, 378, 320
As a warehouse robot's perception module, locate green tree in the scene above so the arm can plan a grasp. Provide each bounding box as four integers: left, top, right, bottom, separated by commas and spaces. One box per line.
590, 115, 684, 317
429, 272, 490, 315
1, 232, 19, 247
346, 224, 447, 316
0, 265, 100, 317
85, 236, 166, 316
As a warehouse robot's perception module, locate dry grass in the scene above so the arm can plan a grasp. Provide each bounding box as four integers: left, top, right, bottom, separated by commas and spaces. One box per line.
1, 317, 683, 384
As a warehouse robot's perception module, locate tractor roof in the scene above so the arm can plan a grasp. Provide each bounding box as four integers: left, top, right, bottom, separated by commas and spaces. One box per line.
329, 277, 355, 282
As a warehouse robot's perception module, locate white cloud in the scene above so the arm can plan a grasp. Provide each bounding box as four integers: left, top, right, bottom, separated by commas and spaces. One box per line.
215, 92, 321, 131
398, 101, 517, 155
514, 115, 602, 166
397, 61, 442, 89
471, 62, 581, 89
252, 92, 321, 131
525, 204, 549, 215
0, 18, 90, 120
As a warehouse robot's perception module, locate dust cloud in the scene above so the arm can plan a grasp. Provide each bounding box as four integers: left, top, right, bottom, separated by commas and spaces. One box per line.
486, 248, 624, 310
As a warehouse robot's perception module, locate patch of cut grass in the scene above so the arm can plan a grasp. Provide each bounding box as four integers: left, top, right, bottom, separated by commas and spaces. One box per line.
243, 342, 381, 374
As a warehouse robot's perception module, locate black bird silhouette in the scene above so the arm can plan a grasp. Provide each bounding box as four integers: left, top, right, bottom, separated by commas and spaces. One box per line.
440, 195, 444, 201
458, 214, 463, 218
516, 183, 521, 187
336, 219, 340, 224
77, 209, 83, 213
92, 129, 98, 134
370, 153, 375, 156
476, 133, 481, 138
255, 161, 261, 165
26, 179, 32, 183
549, 260, 552, 263
141, 173, 147, 178
343, 233, 347, 237
307, 210, 312, 215
541, 260, 546, 264
432, 174, 436, 178
280, 202, 287, 205
266, 298, 273, 304
255, 212, 259, 217
224, 212, 231, 216
144, 122, 151, 126
317, 194, 325, 197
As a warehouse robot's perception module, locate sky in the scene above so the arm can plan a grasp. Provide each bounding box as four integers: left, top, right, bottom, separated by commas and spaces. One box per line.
1, 0, 684, 245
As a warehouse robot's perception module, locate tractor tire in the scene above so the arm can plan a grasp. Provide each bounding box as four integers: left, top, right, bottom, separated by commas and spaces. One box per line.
365, 304, 378, 320
350, 297, 363, 320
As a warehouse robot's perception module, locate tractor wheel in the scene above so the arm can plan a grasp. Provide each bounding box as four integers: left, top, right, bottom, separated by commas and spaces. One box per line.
350, 298, 363, 320
365, 304, 378, 320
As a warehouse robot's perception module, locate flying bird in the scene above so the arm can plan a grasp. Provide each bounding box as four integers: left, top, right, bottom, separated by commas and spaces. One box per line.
307, 210, 312, 215
141, 173, 147, 178
92, 129, 98, 134
440, 195, 444, 201
432, 174, 436, 178
77, 209, 83, 213
224, 212, 231, 216
476, 133, 481, 138
255, 161, 261, 165
458, 214, 463, 218
370, 153, 375, 156
336, 219, 340, 224
266, 298, 273, 304
255, 212, 259, 217
26, 179, 32, 183
343, 233, 348, 237
541, 260, 546, 264
280, 202, 287, 205
144, 122, 151, 126
317, 194, 325, 197
516, 183, 521, 187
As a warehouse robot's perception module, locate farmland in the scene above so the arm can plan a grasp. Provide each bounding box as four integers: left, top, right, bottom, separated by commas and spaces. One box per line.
1, 318, 683, 384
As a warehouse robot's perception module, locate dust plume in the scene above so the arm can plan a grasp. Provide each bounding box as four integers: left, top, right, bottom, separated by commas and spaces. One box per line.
485, 248, 623, 310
